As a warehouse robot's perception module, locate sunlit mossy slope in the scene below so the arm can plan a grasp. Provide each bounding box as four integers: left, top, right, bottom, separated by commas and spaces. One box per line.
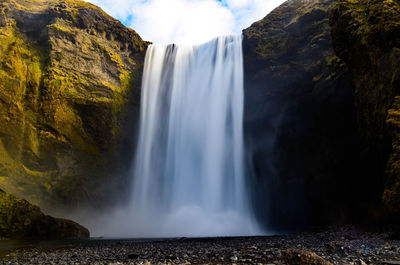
0, 0, 148, 210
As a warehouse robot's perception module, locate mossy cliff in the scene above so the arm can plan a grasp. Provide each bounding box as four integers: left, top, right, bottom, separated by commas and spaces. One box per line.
0, 0, 148, 210
330, 0, 400, 221
0, 189, 89, 239
242, 0, 360, 229
243, 0, 400, 229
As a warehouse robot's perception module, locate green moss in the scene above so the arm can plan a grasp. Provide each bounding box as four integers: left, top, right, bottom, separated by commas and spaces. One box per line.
0, 189, 39, 236
92, 40, 125, 69
48, 21, 78, 34
0, 0, 148, 211
333, 0, 400, 48
0, 189, 89, 239
106, 48, 123, 67
109, 70, 136, 135
331, 0, 400, 220
54, 51, 63, 61
311, 32, 327, 43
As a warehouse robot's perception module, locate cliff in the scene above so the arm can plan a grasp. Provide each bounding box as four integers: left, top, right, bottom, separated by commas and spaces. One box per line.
0, 189, 89, 239
330, 0, 400, 221
0, 0, 148, 210
243, 0, 400, 229
242, 0, 360, 229
1, 0, 398, 233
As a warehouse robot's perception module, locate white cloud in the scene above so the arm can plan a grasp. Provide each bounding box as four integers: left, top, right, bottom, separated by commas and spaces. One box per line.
87, 0, 287, 44
131, 0, 235, 44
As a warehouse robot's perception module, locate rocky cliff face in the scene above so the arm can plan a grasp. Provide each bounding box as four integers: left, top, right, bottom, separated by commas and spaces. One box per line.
0, 189, 89, 239
243, 0, 400, 229
330, 0, 400, 221
242, 0, 361, 230
2, 0, 398, 233
0, 0, 147, 210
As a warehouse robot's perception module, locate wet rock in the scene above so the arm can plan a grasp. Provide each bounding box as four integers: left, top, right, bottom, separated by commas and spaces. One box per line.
382, 261, 400, 265
127, 253, 139, 259
326, 241, 346, 253
243, 0, 358, 229
2, 225, 400, 264
330, 0, 400, 222
0, 189, 89, 239
357, 260, 367, 265
284, 249, 333, 265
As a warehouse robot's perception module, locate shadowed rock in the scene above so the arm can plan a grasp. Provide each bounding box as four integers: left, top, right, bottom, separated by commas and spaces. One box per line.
242, 0, 358, 230
330, 0, 400, 224
0, 189, 89, 239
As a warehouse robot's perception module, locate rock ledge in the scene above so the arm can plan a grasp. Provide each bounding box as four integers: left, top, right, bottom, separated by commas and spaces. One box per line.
0, 189, 89, 239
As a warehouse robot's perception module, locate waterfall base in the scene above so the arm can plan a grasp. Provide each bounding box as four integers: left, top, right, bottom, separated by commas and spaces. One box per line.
88, 35, 262, 238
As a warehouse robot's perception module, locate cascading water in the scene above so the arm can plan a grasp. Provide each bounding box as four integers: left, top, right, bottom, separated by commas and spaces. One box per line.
127, 35, 260, 237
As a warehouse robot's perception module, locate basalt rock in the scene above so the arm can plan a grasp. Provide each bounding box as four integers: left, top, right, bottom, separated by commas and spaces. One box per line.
285, 249, 333, 265
0, 0, 148, 211
0, 189, 89, 239
243, 0, 360, 230
330, 0, 400, 222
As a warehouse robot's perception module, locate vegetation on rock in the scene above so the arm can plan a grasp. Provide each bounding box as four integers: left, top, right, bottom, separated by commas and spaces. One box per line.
242, 0, 360, 229
1, 0, 398, 233
244, 0, 400, 229
0, 189, 89, 239
330, 0, 400, 221
0, 0, 148, 211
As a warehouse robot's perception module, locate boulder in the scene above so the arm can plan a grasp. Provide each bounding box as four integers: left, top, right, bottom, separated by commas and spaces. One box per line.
0, 189, 89, 239
284, 249, 333, 265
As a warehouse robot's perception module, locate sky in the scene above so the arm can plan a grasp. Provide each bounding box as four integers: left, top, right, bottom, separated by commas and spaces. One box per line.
86, 0, 287, 44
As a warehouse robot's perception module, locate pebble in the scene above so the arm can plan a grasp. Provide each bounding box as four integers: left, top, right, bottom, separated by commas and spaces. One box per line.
1, 226, 399, 264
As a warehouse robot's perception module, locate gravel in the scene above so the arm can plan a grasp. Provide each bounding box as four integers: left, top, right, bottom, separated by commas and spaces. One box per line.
2, 226, 399, 264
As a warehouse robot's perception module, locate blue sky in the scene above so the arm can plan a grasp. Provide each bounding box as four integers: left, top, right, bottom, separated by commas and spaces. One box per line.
87, 0, 286, 44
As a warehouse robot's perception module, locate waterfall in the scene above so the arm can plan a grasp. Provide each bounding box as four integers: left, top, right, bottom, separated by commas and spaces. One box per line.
129, 35, 260, 237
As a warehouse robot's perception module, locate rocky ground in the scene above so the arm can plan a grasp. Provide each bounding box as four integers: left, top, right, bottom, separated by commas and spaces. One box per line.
1, 226, 400, 264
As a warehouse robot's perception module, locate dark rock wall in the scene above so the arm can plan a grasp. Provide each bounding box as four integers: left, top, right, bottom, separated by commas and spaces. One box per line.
243, 0, 361, 230
330, 0, 400, 222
